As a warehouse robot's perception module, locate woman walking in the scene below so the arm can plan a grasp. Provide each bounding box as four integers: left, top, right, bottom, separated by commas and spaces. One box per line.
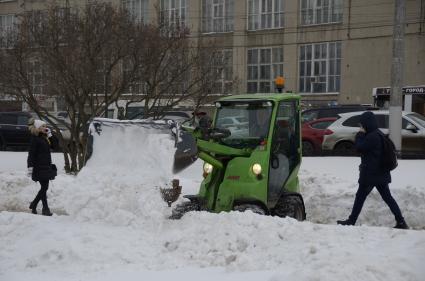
27, 119, 57, 216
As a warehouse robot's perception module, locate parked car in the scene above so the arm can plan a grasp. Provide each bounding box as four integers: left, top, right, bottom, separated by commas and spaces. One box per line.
301, 117, 337, 156
217, 116, 249, 129
216, 116, 250, 138
127, 109, 192, 123
322, 111, 425, 157
302, 104, 377, 123
0, 111, 32, 150
160, 111, 192, 123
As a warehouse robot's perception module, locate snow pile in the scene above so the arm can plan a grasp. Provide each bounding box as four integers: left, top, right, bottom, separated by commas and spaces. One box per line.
60, 124, 176, 225
1, 210, 424, 281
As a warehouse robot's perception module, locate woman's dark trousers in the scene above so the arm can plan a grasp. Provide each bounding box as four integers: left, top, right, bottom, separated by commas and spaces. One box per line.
349, 184, 404, 223
32, 180, 50, 210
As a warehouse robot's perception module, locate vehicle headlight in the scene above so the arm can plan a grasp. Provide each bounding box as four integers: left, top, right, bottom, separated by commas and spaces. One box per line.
203, 163, 213, 174
252, 163, 262, 175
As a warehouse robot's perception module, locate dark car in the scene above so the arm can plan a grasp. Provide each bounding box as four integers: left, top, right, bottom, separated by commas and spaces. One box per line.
130, 110, 192, 123
0, 111, 61, 151
0, 111, 33, 150
302, 105, 377, 123
302, 117, 337, 156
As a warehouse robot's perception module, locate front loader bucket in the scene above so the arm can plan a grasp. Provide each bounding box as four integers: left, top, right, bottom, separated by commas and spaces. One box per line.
90, 118, 177, 136
173, 130, 198, 174
88, 118, 198, 174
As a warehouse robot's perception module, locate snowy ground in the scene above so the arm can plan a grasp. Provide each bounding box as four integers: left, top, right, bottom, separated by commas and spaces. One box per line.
1, 125, 424, 281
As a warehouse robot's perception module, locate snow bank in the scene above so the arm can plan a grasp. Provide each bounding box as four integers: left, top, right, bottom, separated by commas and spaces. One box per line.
61, 124, 177, 225
1, 210, 424, 281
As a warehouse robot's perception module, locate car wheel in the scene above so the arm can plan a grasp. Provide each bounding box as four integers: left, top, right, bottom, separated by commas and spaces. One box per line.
273, 195, 306, 221
302, 141, 315, 156
334, 141, 355, 156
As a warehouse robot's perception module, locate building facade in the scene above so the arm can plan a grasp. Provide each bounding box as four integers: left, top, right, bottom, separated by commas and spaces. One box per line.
1, 0, 424, 113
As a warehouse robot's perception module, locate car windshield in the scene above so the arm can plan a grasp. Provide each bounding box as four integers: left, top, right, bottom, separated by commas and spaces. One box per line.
215, 101, 273, 147
406, 113, 425, 128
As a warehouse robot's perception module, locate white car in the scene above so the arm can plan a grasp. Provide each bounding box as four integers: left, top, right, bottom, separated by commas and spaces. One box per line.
217, 116, 248, 128
216, 116, 249, 138
322, 111, 425, 157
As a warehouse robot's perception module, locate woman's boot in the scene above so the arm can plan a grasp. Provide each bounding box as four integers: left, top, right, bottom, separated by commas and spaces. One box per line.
29, 201, 37, 214
42, 208, 53, 216
394, 220, 409, 229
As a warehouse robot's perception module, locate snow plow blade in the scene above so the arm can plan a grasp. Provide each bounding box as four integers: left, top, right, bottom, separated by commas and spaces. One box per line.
90, 118, 177, 135
173, 129, 198, 174
88, 118, 197, 174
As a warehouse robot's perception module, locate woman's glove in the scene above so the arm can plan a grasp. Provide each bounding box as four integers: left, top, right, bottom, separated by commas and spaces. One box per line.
27, 167, 33, 178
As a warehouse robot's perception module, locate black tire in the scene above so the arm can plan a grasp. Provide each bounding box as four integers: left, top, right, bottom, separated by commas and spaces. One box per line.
302, 141, 315, 156
0, 138, 6, 151
170, 201, 200, 219
273, 195, 306, 221
233, 204, 266, 215
334, 141, 355, 156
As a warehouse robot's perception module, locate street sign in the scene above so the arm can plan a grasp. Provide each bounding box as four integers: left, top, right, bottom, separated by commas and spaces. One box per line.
374, 86, 425, 96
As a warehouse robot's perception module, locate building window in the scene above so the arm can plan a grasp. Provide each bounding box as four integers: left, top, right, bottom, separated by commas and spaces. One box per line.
212, 49, 233, 94
122, 0, 149, 22
121, 59, 145, 96
299, 41, 341, 93
0, 14, 16, 48
95, 58, 112, 95
160, 0, 187, 27
202, 0, 234, 33
300, 0, 343, 25
247, 0, 284, 31
247, 47, 283, 93
27, 60, 45, 96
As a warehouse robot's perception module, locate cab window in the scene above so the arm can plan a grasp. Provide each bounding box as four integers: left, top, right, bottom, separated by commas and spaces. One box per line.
311, 120, 334, 130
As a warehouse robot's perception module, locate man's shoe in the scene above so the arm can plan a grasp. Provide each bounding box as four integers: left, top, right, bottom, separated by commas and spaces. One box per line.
29, 202, 37, 214
337, 219, 355, 226
42, 208, 53, 216
394, 221, 409, 229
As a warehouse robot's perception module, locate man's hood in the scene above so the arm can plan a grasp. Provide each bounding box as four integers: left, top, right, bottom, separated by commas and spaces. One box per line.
359, 111, 378, 133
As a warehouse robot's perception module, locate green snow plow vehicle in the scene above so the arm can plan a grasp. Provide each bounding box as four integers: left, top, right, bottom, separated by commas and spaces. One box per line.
171, 93, 306, 220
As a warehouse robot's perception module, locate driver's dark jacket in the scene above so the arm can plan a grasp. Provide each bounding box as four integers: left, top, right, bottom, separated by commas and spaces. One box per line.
250, 123, 269, 139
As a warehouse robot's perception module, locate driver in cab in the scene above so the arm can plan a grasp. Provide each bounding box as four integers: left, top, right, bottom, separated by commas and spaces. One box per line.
250, 108, 271, 139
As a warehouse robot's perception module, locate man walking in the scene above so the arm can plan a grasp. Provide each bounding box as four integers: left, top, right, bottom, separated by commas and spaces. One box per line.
337, 111, 408, 229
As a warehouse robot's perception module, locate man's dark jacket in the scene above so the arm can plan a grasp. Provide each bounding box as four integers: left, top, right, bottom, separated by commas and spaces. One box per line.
355, 111, 391, 186
27, 134, 57, 182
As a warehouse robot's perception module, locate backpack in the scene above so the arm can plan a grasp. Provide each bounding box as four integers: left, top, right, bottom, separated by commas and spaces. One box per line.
379, 132, 398, 171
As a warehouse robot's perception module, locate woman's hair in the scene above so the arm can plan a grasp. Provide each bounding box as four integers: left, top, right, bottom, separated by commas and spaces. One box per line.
27, 118, 39, 136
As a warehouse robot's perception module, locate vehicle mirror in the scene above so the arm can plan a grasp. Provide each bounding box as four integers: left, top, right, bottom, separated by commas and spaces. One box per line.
405, 123, 418, 132
209, 128, 231, 140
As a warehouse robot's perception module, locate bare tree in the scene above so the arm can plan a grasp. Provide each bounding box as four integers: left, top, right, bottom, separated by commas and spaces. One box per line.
0, 2, 234, 173
0, 2, 140, 173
